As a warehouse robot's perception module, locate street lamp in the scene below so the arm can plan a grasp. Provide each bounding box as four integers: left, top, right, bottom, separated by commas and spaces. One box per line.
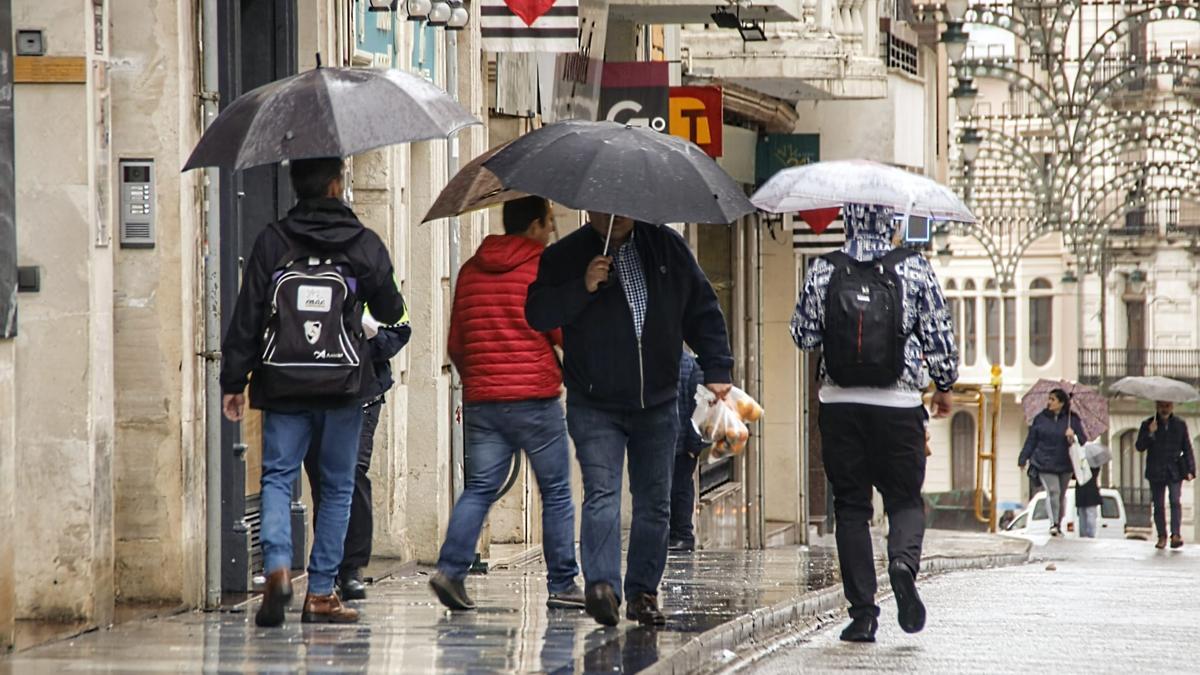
446, 0, 469, 30
941, 21, 970, 63
945, 0, 969, 20
951, 78, 979, 120
959, 127, 983, 164
405, 0, 432, 21
369, 0, 399, 10
427, 0, 452, 26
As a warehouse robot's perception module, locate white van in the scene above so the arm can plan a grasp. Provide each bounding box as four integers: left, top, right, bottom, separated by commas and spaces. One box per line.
1003, 488, 1127, 539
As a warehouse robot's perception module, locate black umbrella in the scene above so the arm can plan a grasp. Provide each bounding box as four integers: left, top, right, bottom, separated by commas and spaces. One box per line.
480, 120, 754, 228
184, 64, 479, 171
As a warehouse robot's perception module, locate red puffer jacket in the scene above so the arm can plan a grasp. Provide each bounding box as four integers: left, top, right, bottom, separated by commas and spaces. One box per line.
448, 234, 563, 402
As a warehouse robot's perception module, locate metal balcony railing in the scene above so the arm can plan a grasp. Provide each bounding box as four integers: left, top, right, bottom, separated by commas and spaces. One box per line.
1078, 348, 1200, 386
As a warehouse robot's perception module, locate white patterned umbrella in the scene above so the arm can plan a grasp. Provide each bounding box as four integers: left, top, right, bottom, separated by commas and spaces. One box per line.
751, 159, 976, 223
1110, 376, 1200, 403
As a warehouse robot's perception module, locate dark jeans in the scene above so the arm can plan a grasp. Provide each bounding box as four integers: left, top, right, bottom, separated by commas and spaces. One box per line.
819, 402, 928, 620
669, 451, 699, 545
261, 405, 363, 595
567, 401, 679, 603
436, 398, 579, 593
304, 400, 381, 574
1151, 480, 1183, 538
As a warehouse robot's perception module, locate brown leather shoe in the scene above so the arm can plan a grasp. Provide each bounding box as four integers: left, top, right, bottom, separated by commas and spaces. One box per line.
1156, 536, 1168, 550
301, 591, 360, 624
255, 569, 294, 627
1171, 535, 1184, 549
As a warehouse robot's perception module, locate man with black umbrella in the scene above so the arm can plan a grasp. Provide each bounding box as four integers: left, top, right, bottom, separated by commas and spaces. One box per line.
526, 212, 733, 627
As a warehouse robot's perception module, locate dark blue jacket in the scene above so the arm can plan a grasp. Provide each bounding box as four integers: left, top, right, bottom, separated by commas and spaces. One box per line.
526, 222, 733, 412
362, 324, 411, 403
1019, 409, 1086, 474
1136, 415, 1196, 484
676, 353, 704, 456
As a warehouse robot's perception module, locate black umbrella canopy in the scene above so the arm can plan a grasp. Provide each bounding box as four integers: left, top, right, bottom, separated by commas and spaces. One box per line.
480, 120, 754, 225
184, 66, 479, 171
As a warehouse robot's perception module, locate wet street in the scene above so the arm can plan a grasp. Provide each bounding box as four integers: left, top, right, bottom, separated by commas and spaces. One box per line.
0, 532, 1026, 673
756, 536, 1200, 673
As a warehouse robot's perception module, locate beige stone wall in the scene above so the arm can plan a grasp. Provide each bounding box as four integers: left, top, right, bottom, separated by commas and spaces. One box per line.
10, 0, 115, 625
108, 0, 204, 606
760, 226, 802, 525
0, 341, 14, 648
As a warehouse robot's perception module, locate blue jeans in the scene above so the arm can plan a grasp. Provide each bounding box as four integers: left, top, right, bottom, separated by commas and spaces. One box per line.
436, 398, 579, 593
1076, 505, 1099, 538
567, 402, 678, 603
261, 405, 363, 595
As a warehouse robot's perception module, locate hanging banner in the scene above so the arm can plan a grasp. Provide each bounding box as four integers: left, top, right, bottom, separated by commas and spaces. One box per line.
668, 86, 723, 157
598, 61, 669, 132
539, 0, 608, 122
481, 0, 580, 53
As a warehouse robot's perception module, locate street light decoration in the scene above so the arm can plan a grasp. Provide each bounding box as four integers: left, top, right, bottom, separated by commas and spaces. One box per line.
446, 0, 469, 29
405, 0, 433, 20
427, 0, 452, 25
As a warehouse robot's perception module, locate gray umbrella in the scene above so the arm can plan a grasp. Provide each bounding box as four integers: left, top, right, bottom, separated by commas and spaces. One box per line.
184, 65, 478, 171
1110, 376, 1200, 403
480, 120, 755, 228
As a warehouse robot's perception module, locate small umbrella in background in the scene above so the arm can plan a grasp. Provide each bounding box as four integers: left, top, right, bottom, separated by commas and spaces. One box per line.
1109, 376, 1200, 403
422, 142, 527, 222
480, 120, 755, 233
1021, 378, 1109, 442
751, 159, 976, 223
184, 63, 479, 171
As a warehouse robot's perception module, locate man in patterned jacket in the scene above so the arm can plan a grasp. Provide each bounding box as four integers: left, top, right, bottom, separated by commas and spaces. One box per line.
791, 202, 958, 643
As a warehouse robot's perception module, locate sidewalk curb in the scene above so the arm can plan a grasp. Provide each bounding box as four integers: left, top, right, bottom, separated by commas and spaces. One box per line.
644, 545, 1032, 675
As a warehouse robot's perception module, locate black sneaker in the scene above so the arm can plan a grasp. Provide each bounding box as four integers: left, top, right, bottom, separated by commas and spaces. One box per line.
585, 582, 620, 627
338, 568, 367, 601
429, 571, 476, 611
625, 592, 666, 626
838, 615, 878, 643
667, 538, 695, 552
888, 560, 926, 634
547, 583, 586, 610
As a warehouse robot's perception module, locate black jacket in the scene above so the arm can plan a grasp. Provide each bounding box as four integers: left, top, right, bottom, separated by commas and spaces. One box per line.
1075, 469, 1102, 508
526, 222, 733, 412
1019, 409, 1086, 475
220, 198, 408, 411
676, 352, 704, 456
1136, 415, 1196, 484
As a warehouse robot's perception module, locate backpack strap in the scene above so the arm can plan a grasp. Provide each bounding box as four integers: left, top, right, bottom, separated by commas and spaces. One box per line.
880, 246, 920, 270
820, 250, 853, 269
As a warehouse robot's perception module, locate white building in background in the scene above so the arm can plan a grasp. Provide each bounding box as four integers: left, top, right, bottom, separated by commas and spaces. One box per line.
912, 2, 1200, 534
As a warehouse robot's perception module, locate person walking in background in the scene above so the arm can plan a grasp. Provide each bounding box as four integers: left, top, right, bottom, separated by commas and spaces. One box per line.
792, 202, 958, 643
1019, 389, 1086, 538
1136, 400, 1196, 549
430, 196, 585, 612
526, 212, 734, 627
220, 157, 409, 627
303, 311, 411, 600
1074, 461, 1102, 539
668, 351, 705, 553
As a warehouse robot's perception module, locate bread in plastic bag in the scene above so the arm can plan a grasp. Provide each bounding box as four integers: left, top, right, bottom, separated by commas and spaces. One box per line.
691, 385, 758, 462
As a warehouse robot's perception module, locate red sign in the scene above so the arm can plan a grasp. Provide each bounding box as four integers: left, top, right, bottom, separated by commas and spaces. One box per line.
669, 86, 723, 158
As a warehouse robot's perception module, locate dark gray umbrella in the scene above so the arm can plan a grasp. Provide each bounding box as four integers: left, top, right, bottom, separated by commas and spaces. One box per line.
422, 142, 527, 223
480, 120, 754, 227
184, 66, 479, 171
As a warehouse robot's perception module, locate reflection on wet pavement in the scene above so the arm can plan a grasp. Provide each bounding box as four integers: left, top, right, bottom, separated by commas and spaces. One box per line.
3, 548, 846, 673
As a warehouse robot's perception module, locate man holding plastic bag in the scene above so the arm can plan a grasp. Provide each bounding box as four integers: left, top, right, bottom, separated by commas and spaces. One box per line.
790, 203, 958, 643
526, 213, 734, 627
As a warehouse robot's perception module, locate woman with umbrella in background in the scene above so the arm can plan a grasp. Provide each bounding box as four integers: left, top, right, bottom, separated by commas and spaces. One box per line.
1019, 389, 1088, 537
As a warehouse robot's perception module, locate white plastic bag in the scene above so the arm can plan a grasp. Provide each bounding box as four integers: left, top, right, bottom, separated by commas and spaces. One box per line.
1070, 440, 1093, 485
691, 386, 756, 462
1083, 442, 1112, 468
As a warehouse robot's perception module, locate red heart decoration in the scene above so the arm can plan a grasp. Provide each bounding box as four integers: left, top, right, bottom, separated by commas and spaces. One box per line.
504, 0, 557, 26
797, 207, 841, 234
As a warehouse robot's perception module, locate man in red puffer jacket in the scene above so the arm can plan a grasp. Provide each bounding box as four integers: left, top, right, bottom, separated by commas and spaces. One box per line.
429, 196, 583, 612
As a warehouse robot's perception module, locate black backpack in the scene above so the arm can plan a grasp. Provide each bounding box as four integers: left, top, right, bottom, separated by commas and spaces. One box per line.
820, 248, 918, 388
257, 223, 366, 400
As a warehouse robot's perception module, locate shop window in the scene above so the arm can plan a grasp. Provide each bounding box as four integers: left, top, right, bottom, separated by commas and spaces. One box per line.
1029, 278, 1053, 366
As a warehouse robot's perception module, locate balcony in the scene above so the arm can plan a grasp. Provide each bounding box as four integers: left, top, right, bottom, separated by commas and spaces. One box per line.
680, 0, 891, 101
1078, 348, 1200, 387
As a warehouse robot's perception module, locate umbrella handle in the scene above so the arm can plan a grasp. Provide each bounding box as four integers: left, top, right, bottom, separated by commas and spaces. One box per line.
602, 213, 614, 256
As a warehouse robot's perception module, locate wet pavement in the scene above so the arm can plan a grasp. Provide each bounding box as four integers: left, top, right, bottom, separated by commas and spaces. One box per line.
757, 536, 1200, 674
0, 532, 1017, 673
